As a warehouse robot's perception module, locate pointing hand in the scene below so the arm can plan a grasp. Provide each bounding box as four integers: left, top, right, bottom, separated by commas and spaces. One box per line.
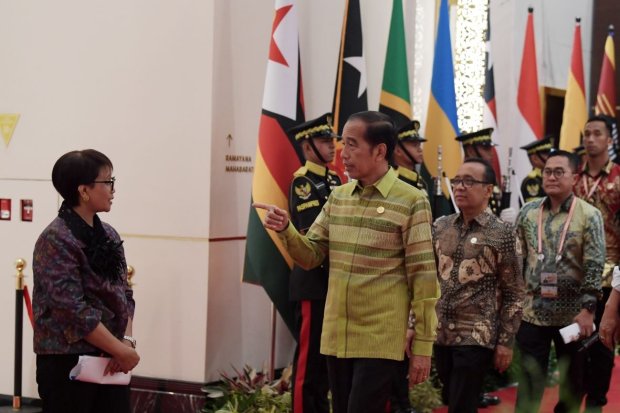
253, 203, 290, 232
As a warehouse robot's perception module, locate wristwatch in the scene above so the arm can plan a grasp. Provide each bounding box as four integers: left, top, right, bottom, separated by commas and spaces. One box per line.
123, 335, 137, 348
581, 301, 596, 314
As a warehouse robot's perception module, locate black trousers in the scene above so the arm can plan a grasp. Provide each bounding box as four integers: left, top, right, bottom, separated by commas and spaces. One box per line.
389, 356, 412, 412
434, 344, 494, 413
36, 354, 130, 413
326, 356, 399, 413
291, 300, 330, 413
515, 321, 586, 413
585, 287, 615, 410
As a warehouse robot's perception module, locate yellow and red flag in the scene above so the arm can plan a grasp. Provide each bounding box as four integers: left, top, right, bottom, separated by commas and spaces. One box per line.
559, 18, 587, 151
595, 26, 616, 117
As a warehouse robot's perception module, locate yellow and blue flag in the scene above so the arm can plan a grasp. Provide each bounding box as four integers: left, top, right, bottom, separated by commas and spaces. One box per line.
423, 0, 461, 198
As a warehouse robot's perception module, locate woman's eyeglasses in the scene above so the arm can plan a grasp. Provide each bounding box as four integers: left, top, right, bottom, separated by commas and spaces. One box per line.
93, 177, 116, 191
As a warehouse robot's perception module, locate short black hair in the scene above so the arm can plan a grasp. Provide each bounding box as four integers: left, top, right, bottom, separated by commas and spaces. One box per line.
52, 149, 113, 206
347, 111, 396, 162
463, 157, 496, 186
586, 115, 615, 136
546, 149, 578, 173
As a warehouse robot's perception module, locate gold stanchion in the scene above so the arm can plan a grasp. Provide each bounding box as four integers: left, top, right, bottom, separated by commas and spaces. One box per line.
0, 259, 40, 412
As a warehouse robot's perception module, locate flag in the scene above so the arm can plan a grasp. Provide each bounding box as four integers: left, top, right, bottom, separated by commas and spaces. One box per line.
595, 26, 618, 160
482, 8, 502, 188
379, 0, 434, 204
595, 26, 616, 117
332, 0, 367, 180
515, 7, 543, 207
243, 0, 305, 333
423, 0, 462, 192
379, 0, 411, 127
559, 18, 587, 151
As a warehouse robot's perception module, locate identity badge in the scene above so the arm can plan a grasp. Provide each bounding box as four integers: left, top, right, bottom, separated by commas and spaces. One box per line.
541, 272, 558, 298
541, 285, 558, 298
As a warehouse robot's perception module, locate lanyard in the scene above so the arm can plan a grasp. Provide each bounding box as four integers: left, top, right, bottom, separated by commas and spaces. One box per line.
537, 196, 577, 263
581, 174, 603, 200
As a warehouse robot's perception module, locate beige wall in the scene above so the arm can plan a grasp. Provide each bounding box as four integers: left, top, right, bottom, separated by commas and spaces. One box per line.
0, 0, 214, 395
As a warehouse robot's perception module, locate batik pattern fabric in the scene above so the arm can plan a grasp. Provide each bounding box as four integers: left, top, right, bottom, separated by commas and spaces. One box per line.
432, 210, 524, 349
516, 195, 605, 326
575, 160, 620, 287
33, 216, 133, 354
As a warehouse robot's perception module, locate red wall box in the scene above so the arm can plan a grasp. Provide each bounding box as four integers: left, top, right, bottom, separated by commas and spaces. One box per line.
0, 199, 11, 220
21, 199, 33, 222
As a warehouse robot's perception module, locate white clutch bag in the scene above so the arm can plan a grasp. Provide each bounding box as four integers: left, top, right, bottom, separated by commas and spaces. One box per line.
69, 355, 131, 385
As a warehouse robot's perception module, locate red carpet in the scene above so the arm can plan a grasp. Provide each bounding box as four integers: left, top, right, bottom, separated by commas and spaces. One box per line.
433, 356, 620, 412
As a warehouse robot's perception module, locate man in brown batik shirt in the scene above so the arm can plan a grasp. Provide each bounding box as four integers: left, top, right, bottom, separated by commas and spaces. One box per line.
432, 158, 525, 413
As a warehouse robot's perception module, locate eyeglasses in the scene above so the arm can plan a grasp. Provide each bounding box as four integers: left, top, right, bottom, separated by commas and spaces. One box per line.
542, 168, 568, 178
450, 177, 492, 188
93, 177, 116, 191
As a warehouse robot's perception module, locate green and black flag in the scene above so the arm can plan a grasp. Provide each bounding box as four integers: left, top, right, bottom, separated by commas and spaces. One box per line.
379, 0, 437, 209
379, 0, 411, 127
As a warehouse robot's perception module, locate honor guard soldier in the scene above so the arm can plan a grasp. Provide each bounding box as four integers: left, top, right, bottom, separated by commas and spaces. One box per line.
456, 128, 508, 218
390, 119, 426, 413
519, 136, 553, 204
574, 144, 587, 168
287, 113, 341, 413
394, 120, 428, 195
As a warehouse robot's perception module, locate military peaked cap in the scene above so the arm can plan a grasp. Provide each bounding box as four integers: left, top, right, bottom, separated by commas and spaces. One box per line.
397, 120, 427, 142
288, 113, 337, 141
520, 135, 554, 155
455, 128, 496, 147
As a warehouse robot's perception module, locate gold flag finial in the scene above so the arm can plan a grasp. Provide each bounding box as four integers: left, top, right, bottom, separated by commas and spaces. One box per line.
0, 114, 20, 147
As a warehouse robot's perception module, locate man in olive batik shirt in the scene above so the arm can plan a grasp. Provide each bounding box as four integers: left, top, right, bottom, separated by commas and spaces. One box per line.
515, 150, 605, 413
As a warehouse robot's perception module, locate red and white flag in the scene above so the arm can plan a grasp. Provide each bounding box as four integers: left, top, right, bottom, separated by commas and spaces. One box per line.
514, 7, 543, 206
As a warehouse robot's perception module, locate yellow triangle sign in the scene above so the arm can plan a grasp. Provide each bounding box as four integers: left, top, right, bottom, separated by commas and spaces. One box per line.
0, 114, 20, 147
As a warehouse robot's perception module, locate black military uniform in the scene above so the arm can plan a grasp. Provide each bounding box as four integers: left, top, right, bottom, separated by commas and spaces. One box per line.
573, 144, 587, 168
287, 114, 341, 413
456, 128, 506, 217
395, 120, 428, 195
519, 136, 553, 204
389, 120, 427, 413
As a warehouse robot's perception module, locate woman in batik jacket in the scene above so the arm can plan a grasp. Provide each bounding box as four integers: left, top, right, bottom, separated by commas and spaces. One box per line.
33, 149, 139, 413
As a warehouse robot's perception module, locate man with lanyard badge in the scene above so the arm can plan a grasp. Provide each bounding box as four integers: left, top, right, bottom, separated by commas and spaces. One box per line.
574, 115, 620, 412
515, 150, 605, 413
287, 113, 341, 413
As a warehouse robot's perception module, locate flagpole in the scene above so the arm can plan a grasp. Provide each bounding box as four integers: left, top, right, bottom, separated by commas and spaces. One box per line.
269, 303, 277, 380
